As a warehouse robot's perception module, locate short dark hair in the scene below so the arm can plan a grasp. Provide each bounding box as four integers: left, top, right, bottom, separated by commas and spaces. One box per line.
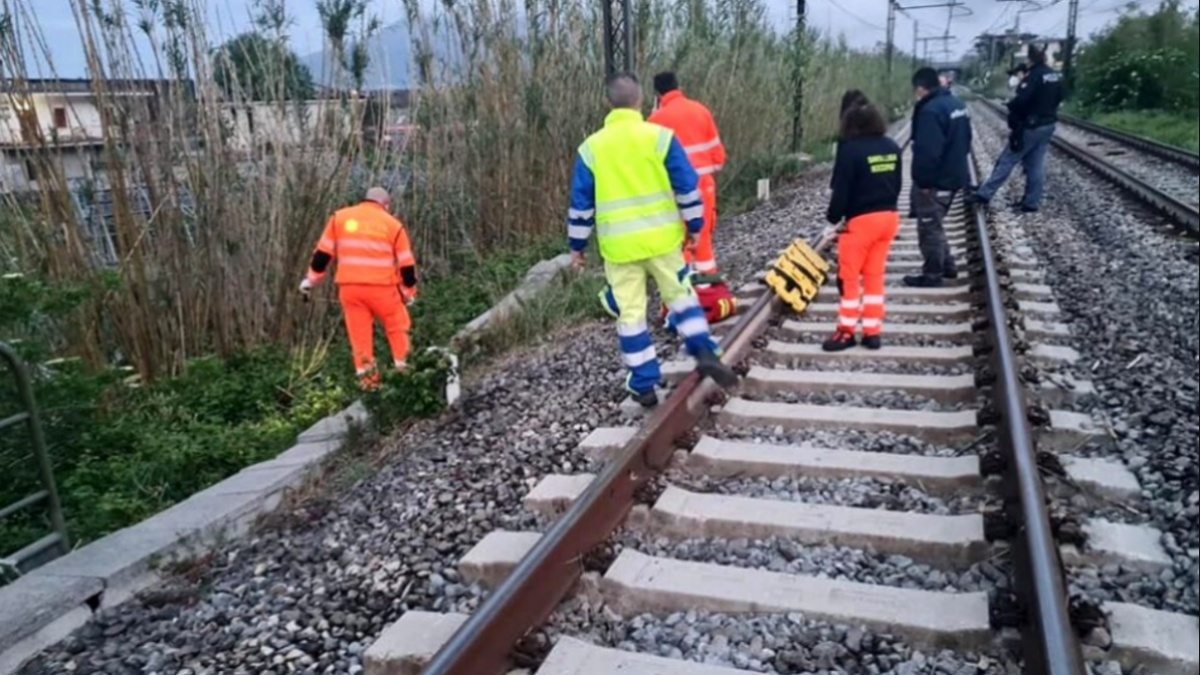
1027, 44, 1047, 65
653, 72, 679, 96
839, 102, 889, 141
839, 89, 870, 117
912, 67, 940, 91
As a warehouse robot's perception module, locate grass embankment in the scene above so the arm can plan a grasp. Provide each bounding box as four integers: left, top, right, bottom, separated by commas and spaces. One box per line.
1073, 109, 1199, 153
0, 0, 910, 569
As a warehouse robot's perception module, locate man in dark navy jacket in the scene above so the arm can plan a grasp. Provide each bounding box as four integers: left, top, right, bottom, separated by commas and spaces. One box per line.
973, 46, 1064, 213
905, 67, 972, 288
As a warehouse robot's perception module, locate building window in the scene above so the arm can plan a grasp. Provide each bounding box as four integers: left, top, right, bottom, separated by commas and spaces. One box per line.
53, 107, 68, 129
24, 159, 38, 182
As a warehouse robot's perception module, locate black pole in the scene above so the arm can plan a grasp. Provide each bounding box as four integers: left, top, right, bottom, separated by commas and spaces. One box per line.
602, 0, 632, 76
911, 21, 918, 70
790, 0, 806, 152
886, 0, 896, 75
1062, 0, 1079, 93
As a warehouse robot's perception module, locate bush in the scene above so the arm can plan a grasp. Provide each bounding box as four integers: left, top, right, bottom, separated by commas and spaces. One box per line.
1074, 1, 1199, 114
359, 349, 455, 433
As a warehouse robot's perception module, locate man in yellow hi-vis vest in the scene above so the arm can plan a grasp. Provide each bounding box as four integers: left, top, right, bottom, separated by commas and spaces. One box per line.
567, 72, 738, 408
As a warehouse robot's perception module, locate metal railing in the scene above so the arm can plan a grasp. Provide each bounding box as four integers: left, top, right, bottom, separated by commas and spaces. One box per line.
0, 342, 69, 579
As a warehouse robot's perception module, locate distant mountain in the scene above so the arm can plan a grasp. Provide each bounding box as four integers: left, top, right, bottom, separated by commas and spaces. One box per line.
299, 19, 463, 91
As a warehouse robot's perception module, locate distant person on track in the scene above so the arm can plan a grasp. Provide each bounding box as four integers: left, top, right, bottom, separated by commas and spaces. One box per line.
972, 46, 1064, 213
823, 101, 903, 352
648, 71, 726, 276
905, 66, 972, 289
566, 72, 738, 409
299, 187, 418, 390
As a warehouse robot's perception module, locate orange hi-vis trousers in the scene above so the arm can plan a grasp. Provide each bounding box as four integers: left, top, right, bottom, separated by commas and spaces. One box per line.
338, 284, 411, 386
836, 211, 900, 337
683, 175, 719, 274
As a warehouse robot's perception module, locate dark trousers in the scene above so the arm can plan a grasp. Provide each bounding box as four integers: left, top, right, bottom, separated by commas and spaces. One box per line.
913, 187, 958, 279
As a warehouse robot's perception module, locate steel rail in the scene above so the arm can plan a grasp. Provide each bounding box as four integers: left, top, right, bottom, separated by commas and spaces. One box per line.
420, 128, 909, 675
977, 99, 1199, 236
1057, 112, 1200, 171
420, 282, 779, 675
966, 150, 1086, 675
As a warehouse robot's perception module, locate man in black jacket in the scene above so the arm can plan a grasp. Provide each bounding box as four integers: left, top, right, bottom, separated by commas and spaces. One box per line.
973, 46, 1064, 212
905, 67, 972, 289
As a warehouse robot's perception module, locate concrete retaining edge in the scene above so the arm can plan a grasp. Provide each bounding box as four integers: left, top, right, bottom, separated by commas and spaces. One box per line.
0, 254, 574, 674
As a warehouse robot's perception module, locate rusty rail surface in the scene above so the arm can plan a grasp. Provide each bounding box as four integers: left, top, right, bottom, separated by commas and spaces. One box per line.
965, 149, 1087, 675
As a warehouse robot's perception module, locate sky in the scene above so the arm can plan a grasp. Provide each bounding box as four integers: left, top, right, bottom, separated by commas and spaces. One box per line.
8, 0, 1193, 78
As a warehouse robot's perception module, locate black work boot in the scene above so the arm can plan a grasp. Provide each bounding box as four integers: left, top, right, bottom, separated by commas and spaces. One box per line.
943, 269, 959, 280
822, 329, 857, 352
861, 334, 882, 350
903, 274, 944, 288
695, 350, 739, 389
630, 389, 659, 408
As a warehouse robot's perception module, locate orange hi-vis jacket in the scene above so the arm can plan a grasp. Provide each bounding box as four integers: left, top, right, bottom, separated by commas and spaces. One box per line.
649, 90, 725, 180
308, 201, 417, 290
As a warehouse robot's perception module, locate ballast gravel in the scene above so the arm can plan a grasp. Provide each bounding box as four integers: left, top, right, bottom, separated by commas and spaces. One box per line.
617, 533, 1006, 593
707, 423, 985, 458
543, 599, 1020, 675
972, 104, 1199, 619
665, 472, 984, 516
14, 167, 837, 674
745, 387, 979, 413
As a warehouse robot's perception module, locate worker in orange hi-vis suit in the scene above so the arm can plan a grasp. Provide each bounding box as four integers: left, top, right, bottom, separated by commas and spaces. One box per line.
648, 71, 726, 275
299, 187, 418, 389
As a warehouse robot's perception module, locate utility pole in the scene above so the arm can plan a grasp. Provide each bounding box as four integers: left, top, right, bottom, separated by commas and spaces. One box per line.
912, 21, 919, 70
601, 0, 633, 77
790, 0, 807, 152
1062, 0, 1079, 90
886, 0, 897, 75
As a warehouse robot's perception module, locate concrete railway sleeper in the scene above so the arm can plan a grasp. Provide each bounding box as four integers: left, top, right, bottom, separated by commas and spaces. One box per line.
361, 144, 1198, 675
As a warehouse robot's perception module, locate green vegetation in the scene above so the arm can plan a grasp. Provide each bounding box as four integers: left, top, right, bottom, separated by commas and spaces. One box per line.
1072, 1, 1198, 150
1077, 109, 1199, 153
0, 246, 573, 561
0, 0, 911, 566
213, 33, 316, 101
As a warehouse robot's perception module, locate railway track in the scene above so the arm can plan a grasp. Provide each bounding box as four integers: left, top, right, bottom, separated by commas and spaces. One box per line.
353, 134, 1196, 675
975, 98, 1199, 236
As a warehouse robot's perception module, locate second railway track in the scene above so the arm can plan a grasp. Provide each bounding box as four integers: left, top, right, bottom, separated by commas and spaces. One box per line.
356, 131, 1196, 675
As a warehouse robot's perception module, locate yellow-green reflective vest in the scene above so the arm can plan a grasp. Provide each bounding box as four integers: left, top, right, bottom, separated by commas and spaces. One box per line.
579, 109, 685, 264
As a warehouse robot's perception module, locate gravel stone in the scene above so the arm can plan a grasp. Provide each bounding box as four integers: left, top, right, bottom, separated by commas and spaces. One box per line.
616, 533, 1007, 593
972, 103, 1199, 618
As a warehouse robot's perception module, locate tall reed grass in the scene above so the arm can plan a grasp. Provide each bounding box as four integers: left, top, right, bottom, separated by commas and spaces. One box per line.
1, 0, 910, 382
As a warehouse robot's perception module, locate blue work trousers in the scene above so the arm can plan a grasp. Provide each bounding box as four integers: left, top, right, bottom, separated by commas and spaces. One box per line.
976, 123, 1055, 209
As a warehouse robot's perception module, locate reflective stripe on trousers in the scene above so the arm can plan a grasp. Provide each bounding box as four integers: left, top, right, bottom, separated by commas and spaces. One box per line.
683, 177, 719, 273
338, 284, 412, 382
836, 211, 900, 336
605, 250, 719, 394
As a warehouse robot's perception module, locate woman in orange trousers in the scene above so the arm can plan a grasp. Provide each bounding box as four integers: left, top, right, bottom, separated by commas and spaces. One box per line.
823, 99, 903, 352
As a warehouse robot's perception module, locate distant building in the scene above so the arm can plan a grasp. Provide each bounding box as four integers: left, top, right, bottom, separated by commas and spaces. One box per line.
0, 78, 174, 193
1013, 39, 1066, 70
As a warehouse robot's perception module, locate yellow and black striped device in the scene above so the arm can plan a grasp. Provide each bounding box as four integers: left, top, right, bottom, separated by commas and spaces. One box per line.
764, 239, 830, 314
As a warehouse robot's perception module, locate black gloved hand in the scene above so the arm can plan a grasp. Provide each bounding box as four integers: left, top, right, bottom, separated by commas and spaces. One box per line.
1008, 132, 1024, 153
